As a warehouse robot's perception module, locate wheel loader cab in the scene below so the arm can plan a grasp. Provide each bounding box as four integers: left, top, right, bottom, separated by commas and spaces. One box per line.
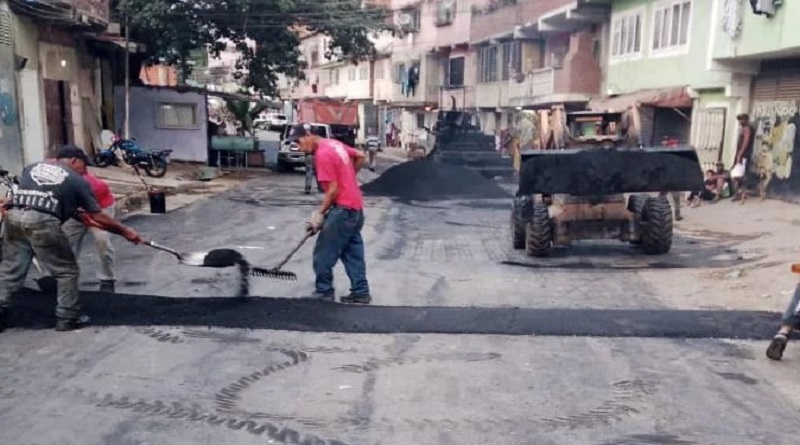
510, 109, 704, 258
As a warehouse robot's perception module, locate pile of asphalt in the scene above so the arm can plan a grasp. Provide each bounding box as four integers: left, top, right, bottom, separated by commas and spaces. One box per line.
362, 159, 510, 201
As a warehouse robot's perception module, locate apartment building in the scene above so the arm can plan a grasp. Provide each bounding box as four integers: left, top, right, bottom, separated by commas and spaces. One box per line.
709, 0, 797, 199
469, 0, 606, 143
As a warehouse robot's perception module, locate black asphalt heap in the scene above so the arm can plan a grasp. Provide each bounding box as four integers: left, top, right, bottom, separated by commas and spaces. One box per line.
362, 159, 510, 201
7, 289, 783, 340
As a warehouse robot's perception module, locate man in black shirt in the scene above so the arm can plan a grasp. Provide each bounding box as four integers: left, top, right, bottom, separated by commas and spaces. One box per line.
0, 146, 142, 332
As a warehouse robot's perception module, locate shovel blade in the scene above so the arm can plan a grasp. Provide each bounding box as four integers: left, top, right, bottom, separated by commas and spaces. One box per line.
179, 252, 208, 267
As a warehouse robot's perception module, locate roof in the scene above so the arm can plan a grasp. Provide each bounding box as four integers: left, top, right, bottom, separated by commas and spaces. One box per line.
588, 87, 692, 111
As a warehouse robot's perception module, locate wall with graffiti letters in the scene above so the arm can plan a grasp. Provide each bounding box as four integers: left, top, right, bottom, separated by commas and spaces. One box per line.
0, 45, 24, 174
751, 99, 800, 199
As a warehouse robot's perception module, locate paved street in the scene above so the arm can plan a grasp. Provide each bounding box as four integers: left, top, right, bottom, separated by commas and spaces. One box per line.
1, 166, 800, 445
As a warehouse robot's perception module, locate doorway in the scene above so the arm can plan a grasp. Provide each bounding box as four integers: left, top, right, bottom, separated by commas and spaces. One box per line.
43, 79, 72, 158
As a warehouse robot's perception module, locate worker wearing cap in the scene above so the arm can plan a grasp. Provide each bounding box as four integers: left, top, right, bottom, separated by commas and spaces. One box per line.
0, 146, 142, 332
287, 124, 372, 304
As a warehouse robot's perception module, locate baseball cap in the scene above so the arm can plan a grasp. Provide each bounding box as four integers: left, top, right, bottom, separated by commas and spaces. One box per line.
56, 145, 92, 166
284, 123, 312, 143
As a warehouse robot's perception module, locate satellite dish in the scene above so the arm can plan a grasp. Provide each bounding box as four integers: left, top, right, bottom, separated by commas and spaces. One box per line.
397, 13, 413, 26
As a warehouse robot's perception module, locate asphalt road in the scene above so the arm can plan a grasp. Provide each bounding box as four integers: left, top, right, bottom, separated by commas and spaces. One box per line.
1, 166, 799, 445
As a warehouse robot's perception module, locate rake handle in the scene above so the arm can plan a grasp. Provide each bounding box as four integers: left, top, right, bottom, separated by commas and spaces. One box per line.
273, 232, 313, 271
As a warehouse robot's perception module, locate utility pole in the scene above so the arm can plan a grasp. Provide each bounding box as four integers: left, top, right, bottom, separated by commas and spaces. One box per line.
124, 0, 130, 139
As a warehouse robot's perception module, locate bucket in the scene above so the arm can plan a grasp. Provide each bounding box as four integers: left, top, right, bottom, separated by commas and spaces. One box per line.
148, 189, 166, 214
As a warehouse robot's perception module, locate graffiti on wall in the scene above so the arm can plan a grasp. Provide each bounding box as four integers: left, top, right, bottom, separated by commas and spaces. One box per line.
0, 77, 18, 127
751, 100, 800, 197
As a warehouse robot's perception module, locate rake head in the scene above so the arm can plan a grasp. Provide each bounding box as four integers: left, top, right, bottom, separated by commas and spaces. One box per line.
250, 267, 298, 281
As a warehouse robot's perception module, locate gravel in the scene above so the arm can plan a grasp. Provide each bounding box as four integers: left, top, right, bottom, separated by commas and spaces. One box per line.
362, 159, 510, 201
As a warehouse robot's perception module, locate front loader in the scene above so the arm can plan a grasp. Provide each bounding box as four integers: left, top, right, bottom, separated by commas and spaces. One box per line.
510, 109, 703, 257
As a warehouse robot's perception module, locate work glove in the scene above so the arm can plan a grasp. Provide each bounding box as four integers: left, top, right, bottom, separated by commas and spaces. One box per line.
122, 227, 143, 244
306, 210, 324, 235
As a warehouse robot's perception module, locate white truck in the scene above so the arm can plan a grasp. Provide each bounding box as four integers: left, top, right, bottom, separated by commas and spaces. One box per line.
276, 123, 331, 172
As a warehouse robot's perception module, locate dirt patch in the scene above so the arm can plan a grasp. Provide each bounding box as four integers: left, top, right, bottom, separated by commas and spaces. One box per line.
362, 159, 510, 201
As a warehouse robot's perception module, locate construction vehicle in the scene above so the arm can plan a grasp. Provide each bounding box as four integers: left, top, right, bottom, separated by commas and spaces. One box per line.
429, 102, 514, 179
510, 107, 703, 257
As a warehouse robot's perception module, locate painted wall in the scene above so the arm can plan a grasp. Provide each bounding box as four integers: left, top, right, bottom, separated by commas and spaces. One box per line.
0, 2, 23, 174
606, 0, 732, 94
713, 0, 800, 60
750, 98, 800, 200
113, 86, 208, 163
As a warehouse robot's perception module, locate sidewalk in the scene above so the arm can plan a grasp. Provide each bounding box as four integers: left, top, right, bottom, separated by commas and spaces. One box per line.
91, 163, 263, 217
654, 196, 800, 312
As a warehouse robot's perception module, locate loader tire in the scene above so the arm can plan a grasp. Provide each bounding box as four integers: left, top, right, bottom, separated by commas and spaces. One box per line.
627, 194, 649, 245
525, 204, 552, 257
511, 197, 531, 249
641, 196, 673, 255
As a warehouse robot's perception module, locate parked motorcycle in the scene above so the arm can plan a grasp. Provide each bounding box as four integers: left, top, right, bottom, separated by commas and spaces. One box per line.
94, 134, 172, 178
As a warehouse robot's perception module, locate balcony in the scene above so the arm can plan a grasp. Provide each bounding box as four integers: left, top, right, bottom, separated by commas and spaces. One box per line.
474, 68, 555, 109
9, 0, 109, 29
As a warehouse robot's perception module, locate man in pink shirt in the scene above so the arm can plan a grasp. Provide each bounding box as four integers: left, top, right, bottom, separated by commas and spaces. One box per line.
288, 123, 372, 304
61, 169, 117, 293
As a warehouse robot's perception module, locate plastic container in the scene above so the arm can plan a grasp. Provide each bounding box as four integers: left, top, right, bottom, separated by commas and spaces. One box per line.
148, 189, 166, 214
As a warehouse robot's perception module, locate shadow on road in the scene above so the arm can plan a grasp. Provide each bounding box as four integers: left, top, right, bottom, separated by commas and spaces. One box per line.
6, 288, 782, 340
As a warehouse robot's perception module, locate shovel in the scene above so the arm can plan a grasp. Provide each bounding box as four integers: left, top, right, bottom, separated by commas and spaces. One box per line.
144, 241, 246, 268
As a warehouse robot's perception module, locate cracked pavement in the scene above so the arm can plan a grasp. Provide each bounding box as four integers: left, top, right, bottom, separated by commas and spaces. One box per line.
1, 165, 800, 445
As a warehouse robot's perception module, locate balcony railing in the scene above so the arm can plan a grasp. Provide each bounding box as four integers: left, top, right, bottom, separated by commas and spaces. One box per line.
508, 67, 555, 101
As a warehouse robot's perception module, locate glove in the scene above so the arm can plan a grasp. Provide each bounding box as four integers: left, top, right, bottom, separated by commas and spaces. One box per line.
306, 210, 324, 235
122, 227, 143, 244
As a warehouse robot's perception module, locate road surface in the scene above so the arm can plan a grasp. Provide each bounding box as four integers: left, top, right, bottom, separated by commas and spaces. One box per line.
0, 166, 798, 445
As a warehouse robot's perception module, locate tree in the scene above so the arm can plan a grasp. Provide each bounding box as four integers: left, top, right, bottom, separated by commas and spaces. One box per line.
113, 0, 388, 97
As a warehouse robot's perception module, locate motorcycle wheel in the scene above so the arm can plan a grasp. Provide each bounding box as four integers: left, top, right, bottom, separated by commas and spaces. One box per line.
145, 158, 168, 178
94, 154, 114, 168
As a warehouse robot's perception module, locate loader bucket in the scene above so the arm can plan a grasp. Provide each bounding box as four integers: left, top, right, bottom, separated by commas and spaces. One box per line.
517, 146, 704, 196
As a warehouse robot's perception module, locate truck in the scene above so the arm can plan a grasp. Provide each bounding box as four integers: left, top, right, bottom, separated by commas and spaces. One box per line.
276, 98, 359, 172
511, 107, 704, 257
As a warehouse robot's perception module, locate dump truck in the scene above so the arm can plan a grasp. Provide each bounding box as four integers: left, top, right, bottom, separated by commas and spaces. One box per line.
295, 98, 358, 146
429, 109, 514, 179
510, 108, 703, 257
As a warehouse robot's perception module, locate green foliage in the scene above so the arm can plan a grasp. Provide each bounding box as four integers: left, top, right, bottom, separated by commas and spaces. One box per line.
113, 0, 388, 96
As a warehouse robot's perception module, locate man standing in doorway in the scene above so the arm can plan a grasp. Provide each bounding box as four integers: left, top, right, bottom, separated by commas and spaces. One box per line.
288, 124, 372, 304
61, 168, 117, 293
0, 146, 141, 332
733, 113, 756, 202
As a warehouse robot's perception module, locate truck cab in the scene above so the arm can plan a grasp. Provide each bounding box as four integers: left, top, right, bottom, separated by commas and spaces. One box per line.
276, 123, 331, 172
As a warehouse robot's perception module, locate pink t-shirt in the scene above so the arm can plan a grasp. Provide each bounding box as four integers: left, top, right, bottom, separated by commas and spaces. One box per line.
83, 171, 115, 209
314, 138, 363, 210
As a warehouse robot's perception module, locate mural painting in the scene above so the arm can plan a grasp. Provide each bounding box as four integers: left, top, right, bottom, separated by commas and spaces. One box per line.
751, 99, 800, 199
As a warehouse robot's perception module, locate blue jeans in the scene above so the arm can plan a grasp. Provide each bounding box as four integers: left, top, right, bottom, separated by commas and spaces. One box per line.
312, 207, 370, 296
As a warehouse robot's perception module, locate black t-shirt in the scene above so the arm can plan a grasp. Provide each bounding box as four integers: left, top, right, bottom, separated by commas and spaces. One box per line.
12, 161, 101, 223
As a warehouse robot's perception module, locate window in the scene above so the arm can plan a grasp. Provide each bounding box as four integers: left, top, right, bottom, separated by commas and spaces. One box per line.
348, 68, 356, 81
435, 0, 455, 26
329, 69, 339, 85
477, 45, 498, 83
310, 50, 319, 67
157, 103, 197, 129
652, 1, 691, 53
393, 62, 406, 83
397, 7, 421, 32
610, 9, 642, 59
501, 41, 522, 80
416, 113, 425, 128
447, 56, 465, 87
375, 64, 385, 80
359, 66, 369, 80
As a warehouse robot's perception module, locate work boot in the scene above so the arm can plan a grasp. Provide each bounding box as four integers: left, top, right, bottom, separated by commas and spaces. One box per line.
55, 315, 91, 332
767, 332, 789, 361
304, 187, 311, 195
303, 292, 335, 302
341, 293, 372, 305
0, 308, 7, 333
99, 280, 115, 294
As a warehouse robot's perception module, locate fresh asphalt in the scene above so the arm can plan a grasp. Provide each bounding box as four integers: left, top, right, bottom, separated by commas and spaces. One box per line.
1, 161, 799, 445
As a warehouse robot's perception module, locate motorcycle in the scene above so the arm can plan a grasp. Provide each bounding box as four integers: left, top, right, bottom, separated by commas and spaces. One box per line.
94, 134, 172, 178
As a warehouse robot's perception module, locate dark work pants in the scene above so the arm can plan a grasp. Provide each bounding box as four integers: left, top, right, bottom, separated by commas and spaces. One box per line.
312, 207, 370, 296
781, 284, 800, 327
0, 209, 81, 320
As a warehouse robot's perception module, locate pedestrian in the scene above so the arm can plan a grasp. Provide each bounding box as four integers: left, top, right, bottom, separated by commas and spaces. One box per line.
766, 282, 800, 361
61, 168, 117, 293
287, 123, 372, 304
0, 146, 142, 332
732, 113, 756, 203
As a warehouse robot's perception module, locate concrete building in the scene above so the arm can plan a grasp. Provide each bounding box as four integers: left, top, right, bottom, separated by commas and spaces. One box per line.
4, 0, 110, 172
709, 0, 797, 199
469, 0, 607, 142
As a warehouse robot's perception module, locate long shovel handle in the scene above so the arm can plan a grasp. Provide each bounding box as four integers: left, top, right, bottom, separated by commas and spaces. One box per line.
273, 233, 313, 271
144, 240, 182, 261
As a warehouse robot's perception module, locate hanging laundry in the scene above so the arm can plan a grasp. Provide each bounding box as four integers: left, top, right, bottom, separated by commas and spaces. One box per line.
406, 65, 419, 97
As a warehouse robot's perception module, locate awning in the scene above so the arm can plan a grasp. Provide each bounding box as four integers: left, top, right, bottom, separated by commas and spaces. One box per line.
588, 86, 693, 111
